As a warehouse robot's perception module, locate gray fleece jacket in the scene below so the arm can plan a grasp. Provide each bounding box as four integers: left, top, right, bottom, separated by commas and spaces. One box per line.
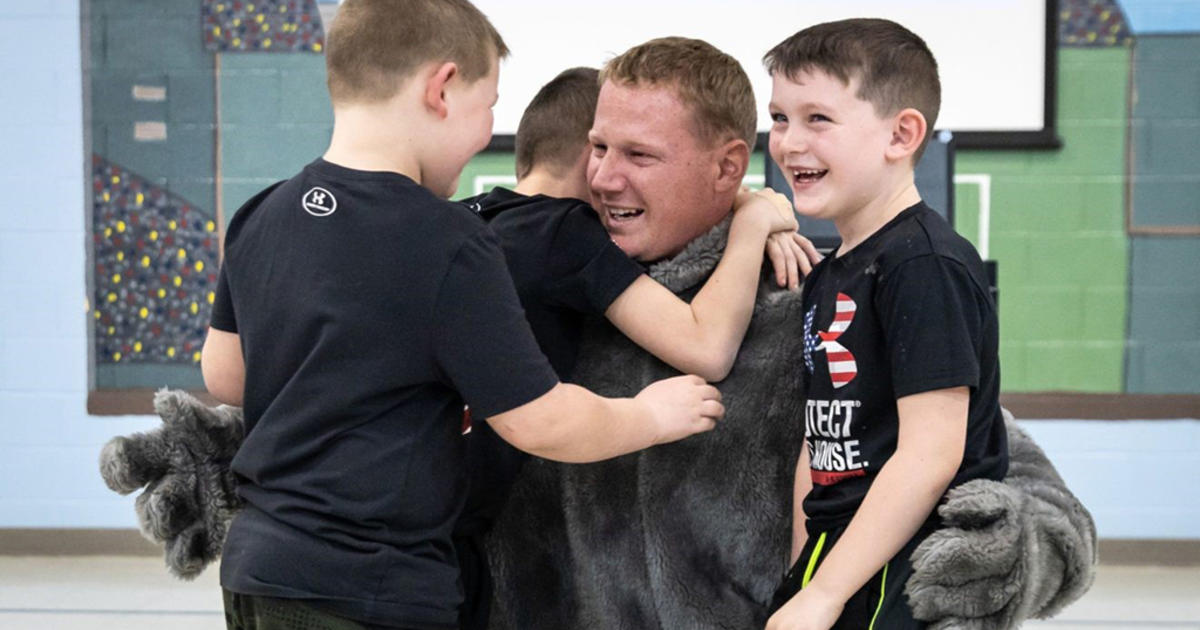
487, 217, 806, 629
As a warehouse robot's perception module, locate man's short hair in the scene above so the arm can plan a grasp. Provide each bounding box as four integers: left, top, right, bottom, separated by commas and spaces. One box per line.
601, 37, 756, 150
763, 18, 941, 161
515, 67, 600, 180
325, 0, 508, 105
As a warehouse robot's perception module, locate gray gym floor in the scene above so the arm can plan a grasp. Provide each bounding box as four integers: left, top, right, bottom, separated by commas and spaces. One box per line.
0, 556, 1196, 629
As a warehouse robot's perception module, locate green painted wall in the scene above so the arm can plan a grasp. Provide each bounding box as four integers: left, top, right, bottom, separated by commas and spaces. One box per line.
954, 47, 1132, 392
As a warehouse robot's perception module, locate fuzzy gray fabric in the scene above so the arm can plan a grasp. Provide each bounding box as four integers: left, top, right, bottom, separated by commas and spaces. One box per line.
96, 223, 1097, 628
906, 408, 1098, 629
487, 217, 808, 630
98, 389, 243, 579
485, 219, 1098, 630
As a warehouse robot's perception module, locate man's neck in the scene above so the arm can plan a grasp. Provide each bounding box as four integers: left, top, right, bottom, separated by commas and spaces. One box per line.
833, 178, 922, 256
323, 103, 424, 183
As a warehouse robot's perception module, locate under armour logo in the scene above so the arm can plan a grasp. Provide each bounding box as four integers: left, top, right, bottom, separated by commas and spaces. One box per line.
302, 187, 337, 217
802, 293, 858, 389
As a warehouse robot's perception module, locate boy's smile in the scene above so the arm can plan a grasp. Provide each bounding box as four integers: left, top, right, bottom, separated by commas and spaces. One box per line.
767, 69, 898, 236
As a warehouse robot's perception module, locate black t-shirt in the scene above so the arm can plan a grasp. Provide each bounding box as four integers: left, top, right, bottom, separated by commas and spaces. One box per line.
210, 160, 558, 629
454, 187, 644, 533
798, 202, 1008, 533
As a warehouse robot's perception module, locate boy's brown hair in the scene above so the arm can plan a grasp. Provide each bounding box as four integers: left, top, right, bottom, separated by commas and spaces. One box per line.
763, 18, 941, 161
325, 0, 509, 105
515, 67, 600, 180
601, 37, 757, 150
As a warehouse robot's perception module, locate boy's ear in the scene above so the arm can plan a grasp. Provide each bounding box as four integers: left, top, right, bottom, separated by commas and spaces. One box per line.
713, 138, 751, 193
423, 62, 459, 119
886, 108, 927, 163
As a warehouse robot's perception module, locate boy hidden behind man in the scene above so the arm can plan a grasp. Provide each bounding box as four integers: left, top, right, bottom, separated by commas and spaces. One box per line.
453, 66, 815, 630
200, 1, 728, 628
762, 18, 1009, 630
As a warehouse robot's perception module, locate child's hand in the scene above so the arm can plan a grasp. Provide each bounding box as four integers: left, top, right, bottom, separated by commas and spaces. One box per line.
767, 231, 823, 291
734, 187, 798, 234
635, 374, 724, 444
764, 585, 843, 630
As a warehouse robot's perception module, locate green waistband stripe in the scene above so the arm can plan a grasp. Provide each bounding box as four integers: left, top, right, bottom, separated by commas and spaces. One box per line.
867, 561, 889, 630
800, 531, 828, 589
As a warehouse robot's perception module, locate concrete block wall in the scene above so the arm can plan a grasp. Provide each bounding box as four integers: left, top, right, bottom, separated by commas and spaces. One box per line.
0, 0, 162, 528
954, 47, 1131, 392
0, 0, 1196, 541
1126, 34, 1200, 393
218, 52, 331, 224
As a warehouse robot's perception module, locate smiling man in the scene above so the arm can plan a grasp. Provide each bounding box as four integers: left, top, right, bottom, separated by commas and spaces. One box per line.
485, 36, 811, 630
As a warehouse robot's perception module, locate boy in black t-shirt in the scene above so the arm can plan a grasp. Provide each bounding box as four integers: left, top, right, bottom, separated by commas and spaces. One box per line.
453, 67, 818, 630
199, 2, 728, 629
761, 19, 1009, 630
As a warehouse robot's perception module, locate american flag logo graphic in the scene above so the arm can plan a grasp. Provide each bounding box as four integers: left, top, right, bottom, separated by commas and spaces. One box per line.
802, 293, 859, 388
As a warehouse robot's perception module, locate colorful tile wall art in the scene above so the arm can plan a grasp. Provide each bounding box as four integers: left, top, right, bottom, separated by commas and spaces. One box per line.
203, 0, 325, 53
92, 154, 221, 365
1060, 0, 1133, 47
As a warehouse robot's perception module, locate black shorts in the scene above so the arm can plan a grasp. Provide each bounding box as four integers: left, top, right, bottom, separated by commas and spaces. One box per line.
222, 589, 419, 630
769, 524, 932, 630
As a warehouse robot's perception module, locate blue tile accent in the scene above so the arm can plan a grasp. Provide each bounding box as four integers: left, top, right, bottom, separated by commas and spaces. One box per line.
1127, 237, 1200, 393
1120, 0, 1200, 33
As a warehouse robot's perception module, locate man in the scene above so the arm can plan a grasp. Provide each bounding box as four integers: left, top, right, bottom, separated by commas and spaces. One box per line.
486, 36, 807, 630
485, 36, 1097, 630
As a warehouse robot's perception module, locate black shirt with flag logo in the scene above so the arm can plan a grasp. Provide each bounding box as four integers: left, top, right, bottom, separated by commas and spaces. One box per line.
797, 202, 1008, 533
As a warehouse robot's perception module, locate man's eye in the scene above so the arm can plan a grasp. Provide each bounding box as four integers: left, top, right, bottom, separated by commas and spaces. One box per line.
809, 114, 831, 123
592, 144, 607, 156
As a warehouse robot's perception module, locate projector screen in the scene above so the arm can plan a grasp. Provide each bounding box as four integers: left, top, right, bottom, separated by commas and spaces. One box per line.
471, 0, 1058, 149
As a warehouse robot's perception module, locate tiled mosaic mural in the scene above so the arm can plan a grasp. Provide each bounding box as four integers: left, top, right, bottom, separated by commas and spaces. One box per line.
202, 0, 325, 53
1060, 0, 1134, 46
92, 155, 220, 365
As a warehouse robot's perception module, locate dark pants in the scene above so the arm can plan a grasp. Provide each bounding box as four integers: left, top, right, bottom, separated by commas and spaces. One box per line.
223, 589, 415, 630
769, 524, 932, 630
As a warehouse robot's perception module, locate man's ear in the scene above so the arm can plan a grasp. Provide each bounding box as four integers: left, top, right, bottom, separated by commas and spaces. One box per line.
713, 138, 751, 193
423, 62, 459, 119
886, 108, 927, 163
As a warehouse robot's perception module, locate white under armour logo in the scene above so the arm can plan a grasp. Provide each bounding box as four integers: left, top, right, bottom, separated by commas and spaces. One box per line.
302, 187, 337, 217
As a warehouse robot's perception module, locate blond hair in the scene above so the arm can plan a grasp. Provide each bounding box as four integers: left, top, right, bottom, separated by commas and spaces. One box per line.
602, 37, 756, 149
325, 0, 508, 104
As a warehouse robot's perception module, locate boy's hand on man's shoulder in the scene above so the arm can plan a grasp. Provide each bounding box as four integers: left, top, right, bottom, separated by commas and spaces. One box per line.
766, 231, 823, 291
734, 187, 798, 234
731, 186, 823, 290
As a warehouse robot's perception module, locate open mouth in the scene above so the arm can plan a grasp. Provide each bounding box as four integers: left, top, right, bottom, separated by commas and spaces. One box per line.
792, 168, 828, 185
606, 206, 645, 222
